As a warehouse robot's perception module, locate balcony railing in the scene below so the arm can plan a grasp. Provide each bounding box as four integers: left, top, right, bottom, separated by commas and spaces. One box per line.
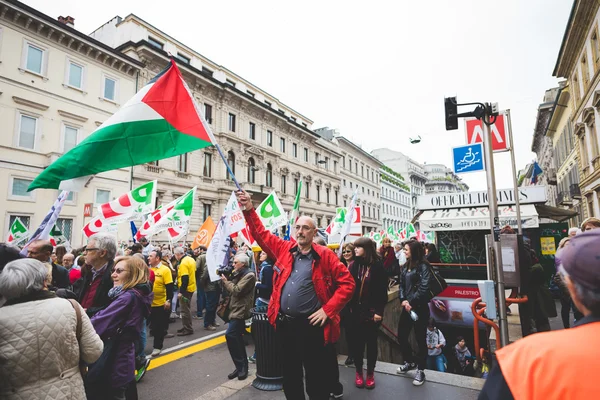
569, 184, 581, 199
557, 191, 572, 205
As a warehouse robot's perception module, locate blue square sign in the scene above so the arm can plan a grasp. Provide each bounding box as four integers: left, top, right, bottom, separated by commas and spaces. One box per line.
452, 143, 485, 174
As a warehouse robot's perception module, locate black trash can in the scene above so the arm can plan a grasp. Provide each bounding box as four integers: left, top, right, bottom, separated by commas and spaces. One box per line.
251, 306, 284, 391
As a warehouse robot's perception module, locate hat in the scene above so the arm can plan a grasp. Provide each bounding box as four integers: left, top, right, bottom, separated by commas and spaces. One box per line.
558, 229, 600, 290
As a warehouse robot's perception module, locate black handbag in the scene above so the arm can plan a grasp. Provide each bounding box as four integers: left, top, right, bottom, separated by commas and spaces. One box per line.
216, 296, 231, 323
427, 263, 448, 300
85, 331, 121, 384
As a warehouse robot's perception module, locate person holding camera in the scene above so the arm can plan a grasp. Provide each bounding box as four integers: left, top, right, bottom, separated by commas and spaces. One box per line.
396, 239, 432, 386
220, 253, 256, 381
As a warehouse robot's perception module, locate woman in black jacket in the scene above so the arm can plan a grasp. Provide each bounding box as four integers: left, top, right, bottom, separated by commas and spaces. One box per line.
396, 239, 432, 386
349, 237, 388, 390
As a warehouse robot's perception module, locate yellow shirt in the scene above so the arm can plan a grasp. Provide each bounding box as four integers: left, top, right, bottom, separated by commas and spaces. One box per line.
177, 256, 197, 293
151, 264, 173, 307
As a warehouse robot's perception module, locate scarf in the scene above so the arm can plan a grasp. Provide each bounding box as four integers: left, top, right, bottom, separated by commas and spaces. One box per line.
108, 285, 125, 299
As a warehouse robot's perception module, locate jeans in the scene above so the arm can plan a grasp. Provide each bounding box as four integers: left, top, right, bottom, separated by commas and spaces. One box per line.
180, 291, 194, 332
136, 318, 146, 358
196, 286, 206, 317
226, 318, 248, 371
204, 290, 219, 328
351, 320, 379, 373
278, 317, 329, 400
171, 289, 179, 313
397, 305, 430, 370
150, 306, 170, 349
426, 354, 446, 372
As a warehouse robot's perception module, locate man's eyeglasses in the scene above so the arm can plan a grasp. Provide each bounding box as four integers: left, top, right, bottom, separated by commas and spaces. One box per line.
84, 248, 99, 253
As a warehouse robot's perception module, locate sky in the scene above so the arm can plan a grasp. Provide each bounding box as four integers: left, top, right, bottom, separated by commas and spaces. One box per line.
22, 0, 573, 191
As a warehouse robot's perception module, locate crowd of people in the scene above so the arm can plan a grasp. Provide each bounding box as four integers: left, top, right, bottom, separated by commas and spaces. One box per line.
1, 204, 599, 399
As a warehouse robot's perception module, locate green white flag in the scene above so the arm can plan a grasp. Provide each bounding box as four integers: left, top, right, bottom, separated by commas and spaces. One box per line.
7, 217, 29, 245
137, 187, 196, 242
257, 191, 288, 231
406, 223, 417, 238
386, 226, 399, 241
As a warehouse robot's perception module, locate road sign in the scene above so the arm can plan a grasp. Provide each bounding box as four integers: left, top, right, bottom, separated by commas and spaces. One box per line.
452, 143, 485, 174
465, 113, 509, 152
83, 203, 93, 217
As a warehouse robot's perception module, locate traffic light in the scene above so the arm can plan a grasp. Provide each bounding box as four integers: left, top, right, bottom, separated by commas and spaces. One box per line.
444, 97, 458, 130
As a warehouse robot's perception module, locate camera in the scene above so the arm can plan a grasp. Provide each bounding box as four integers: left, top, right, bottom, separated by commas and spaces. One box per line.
216, 265, 234, 279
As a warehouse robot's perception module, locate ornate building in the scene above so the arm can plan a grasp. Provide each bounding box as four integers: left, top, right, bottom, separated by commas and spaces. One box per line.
380, 165, 411, 231
423, 163, 469, 194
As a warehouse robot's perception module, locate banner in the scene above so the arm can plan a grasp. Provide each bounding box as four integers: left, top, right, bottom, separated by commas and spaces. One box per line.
256, 191, 288, 232
191, 217, 216, 250
7, 217, 29, 245
206, 216, 232, 282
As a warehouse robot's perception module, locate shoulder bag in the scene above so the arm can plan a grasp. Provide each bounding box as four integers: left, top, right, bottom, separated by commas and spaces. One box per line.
423, 262, 448, 300
216, 296, 231, 323
67, 299, 88, 378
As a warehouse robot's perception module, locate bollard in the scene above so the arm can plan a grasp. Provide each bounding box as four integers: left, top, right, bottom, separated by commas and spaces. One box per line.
251, 306, 284, 391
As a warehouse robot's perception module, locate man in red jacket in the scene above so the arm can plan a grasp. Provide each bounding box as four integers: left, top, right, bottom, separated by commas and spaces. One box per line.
237, 190, 355, 400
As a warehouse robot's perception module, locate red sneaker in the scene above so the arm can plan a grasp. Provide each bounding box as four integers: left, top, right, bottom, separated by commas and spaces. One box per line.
366, 372, 375, 389
355, 371, 365, 388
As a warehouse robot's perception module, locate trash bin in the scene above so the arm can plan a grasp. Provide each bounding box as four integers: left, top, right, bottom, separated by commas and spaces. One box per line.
251, 306, 284, 391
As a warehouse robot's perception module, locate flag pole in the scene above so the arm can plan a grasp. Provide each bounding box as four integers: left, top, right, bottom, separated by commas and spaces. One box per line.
506, 109, 523, 234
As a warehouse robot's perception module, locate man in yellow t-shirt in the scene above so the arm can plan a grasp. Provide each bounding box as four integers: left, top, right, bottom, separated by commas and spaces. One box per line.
175, 247, 197, 336
148, 249, 174, 356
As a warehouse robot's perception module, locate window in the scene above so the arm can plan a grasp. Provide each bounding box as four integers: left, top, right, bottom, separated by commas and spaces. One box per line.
362, 186, 365, 193
226, 79, 236, 87
334, 160, 337, 171
342, 156, 346, 168
316, 185, 321, 202
56, 218, 73, 241
248, 158, 256, 183
176, 53, 190, 64
25, 43, 44, 74
368, 189, 370, 195
302, 122, 307, 128
592, 28, 600, 73
372, 171, 374, 181
267, 130, 273, 147
305, 184, 310, 199
572, 71, 581, 105
202, 66, 214, 77
148, 37, 163, 49
350, 182, 353, 189
281, 175, 287, 193
315, 152, 320, 165
227, 151, 235, 180
11, 178, 33, 198
367, 167, 370, 180
228, 113, 236, 132
581, 55, 590, 88
247, 90, 255, 98
293, 143, 298, 157
326, 188, 330, 204
280, 138, 286, 153
349, 160, 352, 172
63, 125, 78, 153
103, 76, 116, 101
266, 163, 273, 187
203, 152, 212, 177
177, 153, 188, 172
18, 114, 37, 150
304, 148, 309, 162
265, 100, 272, 107
204, 103, 213, 124
290, 116, 297, 122
361, 166, 364, 177
294, 178, 299, 195
325, 157, 329, 170
68, 61, 83, 89
95, 189, 110, 204
355, 162, 358, 172
343, 179, 346, 186
335, 190, 338, 205
278, 109, 285, 114
249, 122, 256, 140
344, 200, 347, 207
203, 203, 212, 221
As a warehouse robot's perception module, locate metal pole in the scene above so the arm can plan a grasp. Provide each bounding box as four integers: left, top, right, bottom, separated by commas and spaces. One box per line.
506, 109, 522, 234
481, 108, 509, 347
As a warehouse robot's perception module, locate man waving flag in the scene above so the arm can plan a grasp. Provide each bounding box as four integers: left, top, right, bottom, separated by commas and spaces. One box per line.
28, 60, 215, 191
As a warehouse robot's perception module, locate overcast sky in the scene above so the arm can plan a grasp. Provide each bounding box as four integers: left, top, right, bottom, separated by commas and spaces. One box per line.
23, 0, 573, 191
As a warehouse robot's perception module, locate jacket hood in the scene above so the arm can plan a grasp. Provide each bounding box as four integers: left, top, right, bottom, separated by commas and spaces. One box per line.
455, 344, 469, 353
132, 283, 154, 313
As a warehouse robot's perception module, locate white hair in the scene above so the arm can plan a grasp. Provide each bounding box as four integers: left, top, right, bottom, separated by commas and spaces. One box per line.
558, 264, 600, 315
568, 227, 581, 236
89, 233, 117, 260
174, 247, 185, 255
0, 258, 49, 300
234, 253, 250, 267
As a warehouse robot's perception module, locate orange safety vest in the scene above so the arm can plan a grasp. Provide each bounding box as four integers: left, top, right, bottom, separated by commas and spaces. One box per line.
498, 321, 600, 399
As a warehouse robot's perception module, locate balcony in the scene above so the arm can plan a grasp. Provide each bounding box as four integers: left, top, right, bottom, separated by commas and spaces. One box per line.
569, 184, 581, 199
557, 191, 572, 205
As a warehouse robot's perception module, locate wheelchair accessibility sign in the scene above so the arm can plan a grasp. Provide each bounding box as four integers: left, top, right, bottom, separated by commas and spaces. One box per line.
452, 143, 485, 174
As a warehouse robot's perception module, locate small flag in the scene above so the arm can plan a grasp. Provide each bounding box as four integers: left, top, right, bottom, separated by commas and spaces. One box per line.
406, 223, 417, 238
191, 217, 216, 250
136, 187, 196, 242
83, 216, 119, 238
97, 180, 157, 223
256, 191, 288, 231
338, 190, 358, 256
531, 161, 543, 184
130, 221, 138, 243
206, 215, 232, 282
21, 191, 70, 255
7, 217, 29, 245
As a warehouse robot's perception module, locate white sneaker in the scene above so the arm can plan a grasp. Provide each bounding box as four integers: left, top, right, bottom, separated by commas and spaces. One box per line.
151, 348, 162, 357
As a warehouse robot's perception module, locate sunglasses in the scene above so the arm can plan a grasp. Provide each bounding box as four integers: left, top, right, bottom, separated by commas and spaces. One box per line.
342, 250, 353, 254
112, 267, 128, 274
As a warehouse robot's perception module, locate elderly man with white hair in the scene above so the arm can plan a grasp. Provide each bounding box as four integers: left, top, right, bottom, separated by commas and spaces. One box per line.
0, 258, 103, 399
220, 252, 256, 380
174, 246, 197, 336
78, 233, 118, 317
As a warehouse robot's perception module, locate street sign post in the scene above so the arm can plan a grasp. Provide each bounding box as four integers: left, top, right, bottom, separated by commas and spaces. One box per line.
452, 143, 485, 174
466, 113, 509, 152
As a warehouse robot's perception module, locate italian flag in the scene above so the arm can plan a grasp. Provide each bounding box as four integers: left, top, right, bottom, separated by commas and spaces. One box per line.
28, 60, 215, 191
7, 217, 29, 245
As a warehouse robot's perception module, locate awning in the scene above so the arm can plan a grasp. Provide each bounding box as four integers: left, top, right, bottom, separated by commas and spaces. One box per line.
534, 204, 578, 222
418, 204, 539, 231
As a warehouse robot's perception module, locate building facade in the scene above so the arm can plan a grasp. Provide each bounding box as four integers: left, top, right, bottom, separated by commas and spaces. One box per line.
553, 0, 600, 219
0, 0, 143, 247
380, 165, 411, 232
316, 129, 382, 233
90, 14, 341, 239
423, 163, 469, 194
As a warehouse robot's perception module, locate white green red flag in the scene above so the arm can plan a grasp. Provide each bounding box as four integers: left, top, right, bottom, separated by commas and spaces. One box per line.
426, 231, 436, 243
28, 60, 215, 191
289, 179, 302, 227
337, 189, 358, 256
135, 187, 196, 242
224, 192, 246, 234
82, 216, 119, 238
7, 217, 29, 245
97, 180, 157, 223
406, 223, 417, 238
257, 191, 287, 232
49, 225, 70, 250
386, 226, 399, 241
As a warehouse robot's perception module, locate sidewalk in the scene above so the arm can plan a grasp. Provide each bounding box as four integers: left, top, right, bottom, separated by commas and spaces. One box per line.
194, 357, 483, 400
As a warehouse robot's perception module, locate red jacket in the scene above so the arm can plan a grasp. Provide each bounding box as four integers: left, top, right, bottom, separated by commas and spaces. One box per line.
244, 208, 355, 344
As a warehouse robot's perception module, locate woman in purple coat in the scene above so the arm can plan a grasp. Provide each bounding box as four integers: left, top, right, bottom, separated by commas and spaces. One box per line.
87, 256, 153, 400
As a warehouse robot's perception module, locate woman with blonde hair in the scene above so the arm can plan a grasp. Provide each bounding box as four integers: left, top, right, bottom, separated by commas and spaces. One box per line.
86, 256, 153, 400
